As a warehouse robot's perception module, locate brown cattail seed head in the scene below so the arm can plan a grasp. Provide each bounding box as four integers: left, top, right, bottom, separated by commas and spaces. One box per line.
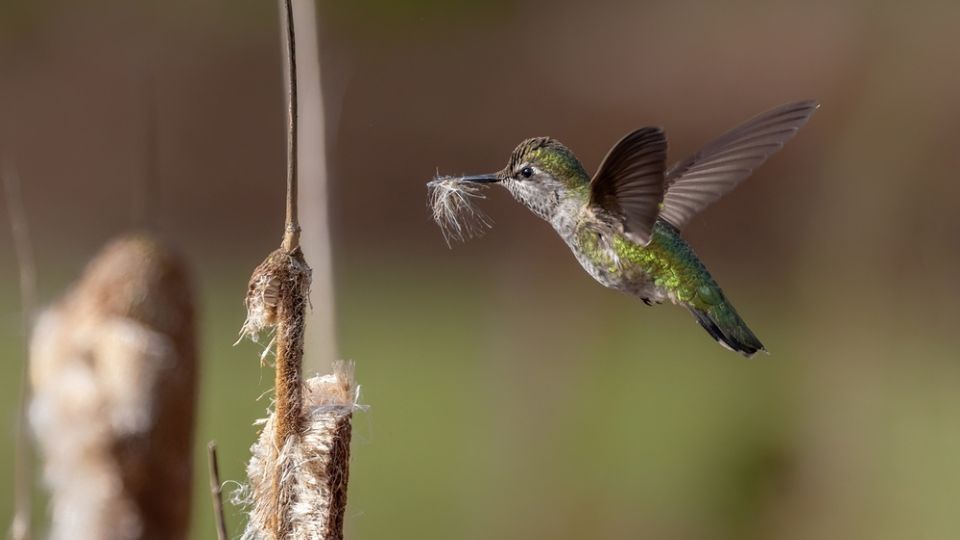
240, 248, 311, 346
241, 362, 360, 540
30, 233, 197, 540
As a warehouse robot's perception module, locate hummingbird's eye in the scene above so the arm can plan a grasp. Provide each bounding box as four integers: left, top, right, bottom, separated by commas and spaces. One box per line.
519, 166, 534, 179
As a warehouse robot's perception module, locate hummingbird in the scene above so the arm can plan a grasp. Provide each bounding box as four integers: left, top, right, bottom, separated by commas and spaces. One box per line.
456, 101, 817, 357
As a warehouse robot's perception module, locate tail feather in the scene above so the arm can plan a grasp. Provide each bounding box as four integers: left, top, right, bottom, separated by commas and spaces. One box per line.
688, 301, 765, 358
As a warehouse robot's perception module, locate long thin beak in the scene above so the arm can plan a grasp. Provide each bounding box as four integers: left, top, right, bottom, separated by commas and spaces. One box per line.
460, 173, 500, 184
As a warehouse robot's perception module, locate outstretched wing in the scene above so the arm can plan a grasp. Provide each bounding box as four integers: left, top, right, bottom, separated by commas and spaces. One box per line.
589, 127, 667, 244
658, 100, 818, 231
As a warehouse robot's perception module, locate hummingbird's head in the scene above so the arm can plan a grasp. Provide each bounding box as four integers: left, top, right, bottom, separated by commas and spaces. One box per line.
462, 137, 589, 220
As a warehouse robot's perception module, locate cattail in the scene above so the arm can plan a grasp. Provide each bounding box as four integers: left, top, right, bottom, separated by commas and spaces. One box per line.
238, 362, 360, 540
237, 247, 362, 539
29, 233, 197, 540
426, 175, 494, 246
238, 247, 312, 537
233, 2, 359, 537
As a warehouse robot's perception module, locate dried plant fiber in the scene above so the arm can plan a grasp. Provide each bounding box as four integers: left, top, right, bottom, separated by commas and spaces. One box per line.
30, 233, 197, 540
426, 175, 493, 246
240, 361, 360, 540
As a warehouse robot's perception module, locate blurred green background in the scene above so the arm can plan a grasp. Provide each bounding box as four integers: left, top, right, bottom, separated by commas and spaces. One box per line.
2, 0, 959, 538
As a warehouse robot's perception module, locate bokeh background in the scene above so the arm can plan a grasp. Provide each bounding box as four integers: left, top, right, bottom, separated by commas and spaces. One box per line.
2, 0, 959, 538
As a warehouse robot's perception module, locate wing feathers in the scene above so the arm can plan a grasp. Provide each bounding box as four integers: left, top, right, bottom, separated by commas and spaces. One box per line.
589, 128, 667, 244
659, 100, 818, 230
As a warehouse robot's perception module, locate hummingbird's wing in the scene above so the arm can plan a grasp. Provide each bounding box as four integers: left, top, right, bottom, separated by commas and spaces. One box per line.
589, 127, 667, 245
658, 100, 818, 231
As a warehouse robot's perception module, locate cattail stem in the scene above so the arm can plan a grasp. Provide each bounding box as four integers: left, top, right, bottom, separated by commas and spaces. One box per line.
239, 3, 358, 538
280, 0, 300, 253
274, 2, 304, 532
270, 251, 309, 538
207, 442, 229, 540
241, 247, 312, 538
3, 165, 35, 540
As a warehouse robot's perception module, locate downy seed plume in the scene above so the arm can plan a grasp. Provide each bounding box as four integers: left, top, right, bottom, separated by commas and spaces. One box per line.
427, 175, 493, 246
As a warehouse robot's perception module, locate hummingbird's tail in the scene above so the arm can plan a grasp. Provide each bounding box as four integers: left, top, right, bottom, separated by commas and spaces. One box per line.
688, 299, 765, 358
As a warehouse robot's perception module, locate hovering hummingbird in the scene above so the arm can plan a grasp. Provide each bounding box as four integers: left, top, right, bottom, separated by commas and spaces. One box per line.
454, 101, 817, 357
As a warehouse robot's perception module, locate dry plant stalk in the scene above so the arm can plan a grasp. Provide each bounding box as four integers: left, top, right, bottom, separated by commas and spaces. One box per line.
30, 233, 197, 540
4, 166, 36, 540
239, 246, 312, 539
235, 2, 358, 537
208, 442, 230, 540
280, 0, 300, 254
239, 362, 360, 540
292, 0, 338, 373
239, 250, 361, 539
426, 175, 494, 246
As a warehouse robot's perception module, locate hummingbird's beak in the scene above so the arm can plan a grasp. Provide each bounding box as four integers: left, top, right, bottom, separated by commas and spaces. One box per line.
460, 173, 500, 184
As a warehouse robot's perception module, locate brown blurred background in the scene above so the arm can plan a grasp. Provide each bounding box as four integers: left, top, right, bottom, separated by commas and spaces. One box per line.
1, 0, 959, 538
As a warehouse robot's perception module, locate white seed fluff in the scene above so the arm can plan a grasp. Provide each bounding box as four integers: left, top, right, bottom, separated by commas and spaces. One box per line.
427, 175, 493, 247
238, 361, 364, 540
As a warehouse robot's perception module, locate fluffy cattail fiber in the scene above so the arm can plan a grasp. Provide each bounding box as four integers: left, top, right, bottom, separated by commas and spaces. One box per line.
29, 233, 197, 540
426, 175, 493, 246
239, 247, 360, 539
240, 362, 359, 540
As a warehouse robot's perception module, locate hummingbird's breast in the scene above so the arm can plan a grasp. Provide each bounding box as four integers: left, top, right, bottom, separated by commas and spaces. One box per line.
552, 206, 663, 301
560, 212, 710, 305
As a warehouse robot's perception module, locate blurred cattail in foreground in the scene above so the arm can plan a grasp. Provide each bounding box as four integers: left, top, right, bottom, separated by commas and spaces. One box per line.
30, 233, 197, 540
